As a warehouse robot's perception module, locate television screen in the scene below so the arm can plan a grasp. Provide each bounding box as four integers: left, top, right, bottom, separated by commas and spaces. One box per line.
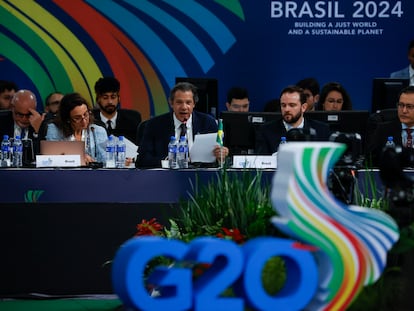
371, 78, 409, 112
175, 77, 218, 118
220, 111, 281, 155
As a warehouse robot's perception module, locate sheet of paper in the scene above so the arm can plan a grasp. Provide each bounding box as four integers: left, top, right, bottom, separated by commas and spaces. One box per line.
123, 137, 138, 159
190, 133, 217, 163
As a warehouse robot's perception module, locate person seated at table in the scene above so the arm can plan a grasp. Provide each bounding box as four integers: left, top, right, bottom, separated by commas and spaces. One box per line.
390, 39, 414, 85
136, 82, 229, 168
93, 77, 141, 143
365, 86, 414, 167
255, 85, 331, 155
45, 92, 107, 165
0, 80, 18, 110
296, 77, 320, 111
44, 92, 64, 119
319, 82, 353, 111
0, 89, 44, 155
225, 86, 250, 112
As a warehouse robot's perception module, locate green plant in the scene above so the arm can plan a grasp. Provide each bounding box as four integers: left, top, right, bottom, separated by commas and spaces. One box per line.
353, 168, 389, 211
175, 169, 278, 241
172, 169, 286, 296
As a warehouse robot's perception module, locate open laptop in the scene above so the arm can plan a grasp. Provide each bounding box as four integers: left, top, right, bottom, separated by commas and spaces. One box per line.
40, 140, 86, 166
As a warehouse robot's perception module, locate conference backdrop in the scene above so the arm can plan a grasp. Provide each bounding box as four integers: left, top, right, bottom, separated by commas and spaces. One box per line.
0, 0, 413, 119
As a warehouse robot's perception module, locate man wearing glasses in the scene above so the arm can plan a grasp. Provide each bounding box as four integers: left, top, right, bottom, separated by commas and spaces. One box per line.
366, 86, 414, 166
0, 89, 43, 136
0, 89, 44, 160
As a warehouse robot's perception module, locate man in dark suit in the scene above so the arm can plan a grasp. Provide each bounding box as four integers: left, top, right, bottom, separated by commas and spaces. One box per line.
93, 77, 141, 143
390, 39, 414, 85
136, 82, 228, 168
0, 89, 44, 158
255, 85, 331, 154
366, 86, 414, 167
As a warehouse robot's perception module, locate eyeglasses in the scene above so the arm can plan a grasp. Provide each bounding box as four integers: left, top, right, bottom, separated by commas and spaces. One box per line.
397, 103, 414, 111
326, 99, 343, 105
71, 111, 91, 123
14, 111, 32, 118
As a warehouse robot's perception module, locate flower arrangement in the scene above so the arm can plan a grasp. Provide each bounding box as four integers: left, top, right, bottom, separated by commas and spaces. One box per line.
133, 169, 287, 296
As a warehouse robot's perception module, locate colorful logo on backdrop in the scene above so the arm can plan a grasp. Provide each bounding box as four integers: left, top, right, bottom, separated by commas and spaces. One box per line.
0, 1, 245, 118
111, 142, 399, 310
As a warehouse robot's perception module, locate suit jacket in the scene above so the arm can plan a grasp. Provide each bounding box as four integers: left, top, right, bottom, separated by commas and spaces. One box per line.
93, 108, 141, 143
390, 66, 410, 79
255, 117, 331, 154
0, 110, 41, 155
365, 118, 403, 166
136, 111, 218, 168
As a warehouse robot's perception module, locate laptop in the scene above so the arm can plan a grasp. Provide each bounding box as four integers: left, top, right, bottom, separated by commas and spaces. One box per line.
40, 140, 86, 166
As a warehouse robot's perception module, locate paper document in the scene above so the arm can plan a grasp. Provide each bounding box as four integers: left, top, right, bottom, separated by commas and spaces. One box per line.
123, 137, 138, 159
190, 133, 217, 163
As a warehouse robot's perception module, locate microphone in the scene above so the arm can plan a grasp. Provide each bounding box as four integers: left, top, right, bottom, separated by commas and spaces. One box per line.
91, 126, 97, 158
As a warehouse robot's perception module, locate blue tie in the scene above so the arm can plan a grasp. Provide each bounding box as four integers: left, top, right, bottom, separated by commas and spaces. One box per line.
21, 128, 27, 139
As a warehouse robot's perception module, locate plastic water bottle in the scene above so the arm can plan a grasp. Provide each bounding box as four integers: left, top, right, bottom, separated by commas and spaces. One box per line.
1, 135, 11, 167
168, 136, 177, 169
385, 136, 395, 148
116, 136, 126, 168
276, 136, 287, 168
177, 136, 189, 169
12, 135, 23, 167
105, 135, 116, 168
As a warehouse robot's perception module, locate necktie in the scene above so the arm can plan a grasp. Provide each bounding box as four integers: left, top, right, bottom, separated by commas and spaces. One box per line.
21, 127, 27, 139
107, 120, 113, 134
406, 128, 413, 148
180, 122, 187, 139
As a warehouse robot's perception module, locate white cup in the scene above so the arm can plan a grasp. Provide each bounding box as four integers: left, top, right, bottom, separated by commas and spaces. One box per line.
161, 160, 169, 169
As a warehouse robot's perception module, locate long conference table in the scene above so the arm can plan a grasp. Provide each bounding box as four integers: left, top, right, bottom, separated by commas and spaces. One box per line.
0, 167, 277, 297
0, 167, 392, 297
0, 167, 275, 203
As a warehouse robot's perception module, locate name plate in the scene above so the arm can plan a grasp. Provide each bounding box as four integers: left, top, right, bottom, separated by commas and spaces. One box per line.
232, 155, 276, 169
36, 155, 81, 167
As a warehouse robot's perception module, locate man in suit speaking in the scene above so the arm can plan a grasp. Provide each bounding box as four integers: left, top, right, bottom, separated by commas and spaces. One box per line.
136, 82, 228, 168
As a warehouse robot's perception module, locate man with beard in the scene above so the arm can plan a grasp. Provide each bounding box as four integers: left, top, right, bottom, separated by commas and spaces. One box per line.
255, 85, 330, 154
93, 77, 141, 143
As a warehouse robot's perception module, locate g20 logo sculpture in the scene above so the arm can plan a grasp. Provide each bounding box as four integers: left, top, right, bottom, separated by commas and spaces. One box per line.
112, 142, 399, 310
112, 236, 318, 311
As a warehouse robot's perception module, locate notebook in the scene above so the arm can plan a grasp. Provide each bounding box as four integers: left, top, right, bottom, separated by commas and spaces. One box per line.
40, 140, 86, 166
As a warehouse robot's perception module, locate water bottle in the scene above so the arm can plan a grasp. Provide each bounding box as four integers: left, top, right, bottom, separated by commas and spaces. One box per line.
276, 136, 287, 168
12, 135, 23, 167
385, 136, 395, 148
177, 136, 189, 169
168, 136, 177, 169
116, 136, 126, 168
105, 135, 116, 168
1, 135, 11, 167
